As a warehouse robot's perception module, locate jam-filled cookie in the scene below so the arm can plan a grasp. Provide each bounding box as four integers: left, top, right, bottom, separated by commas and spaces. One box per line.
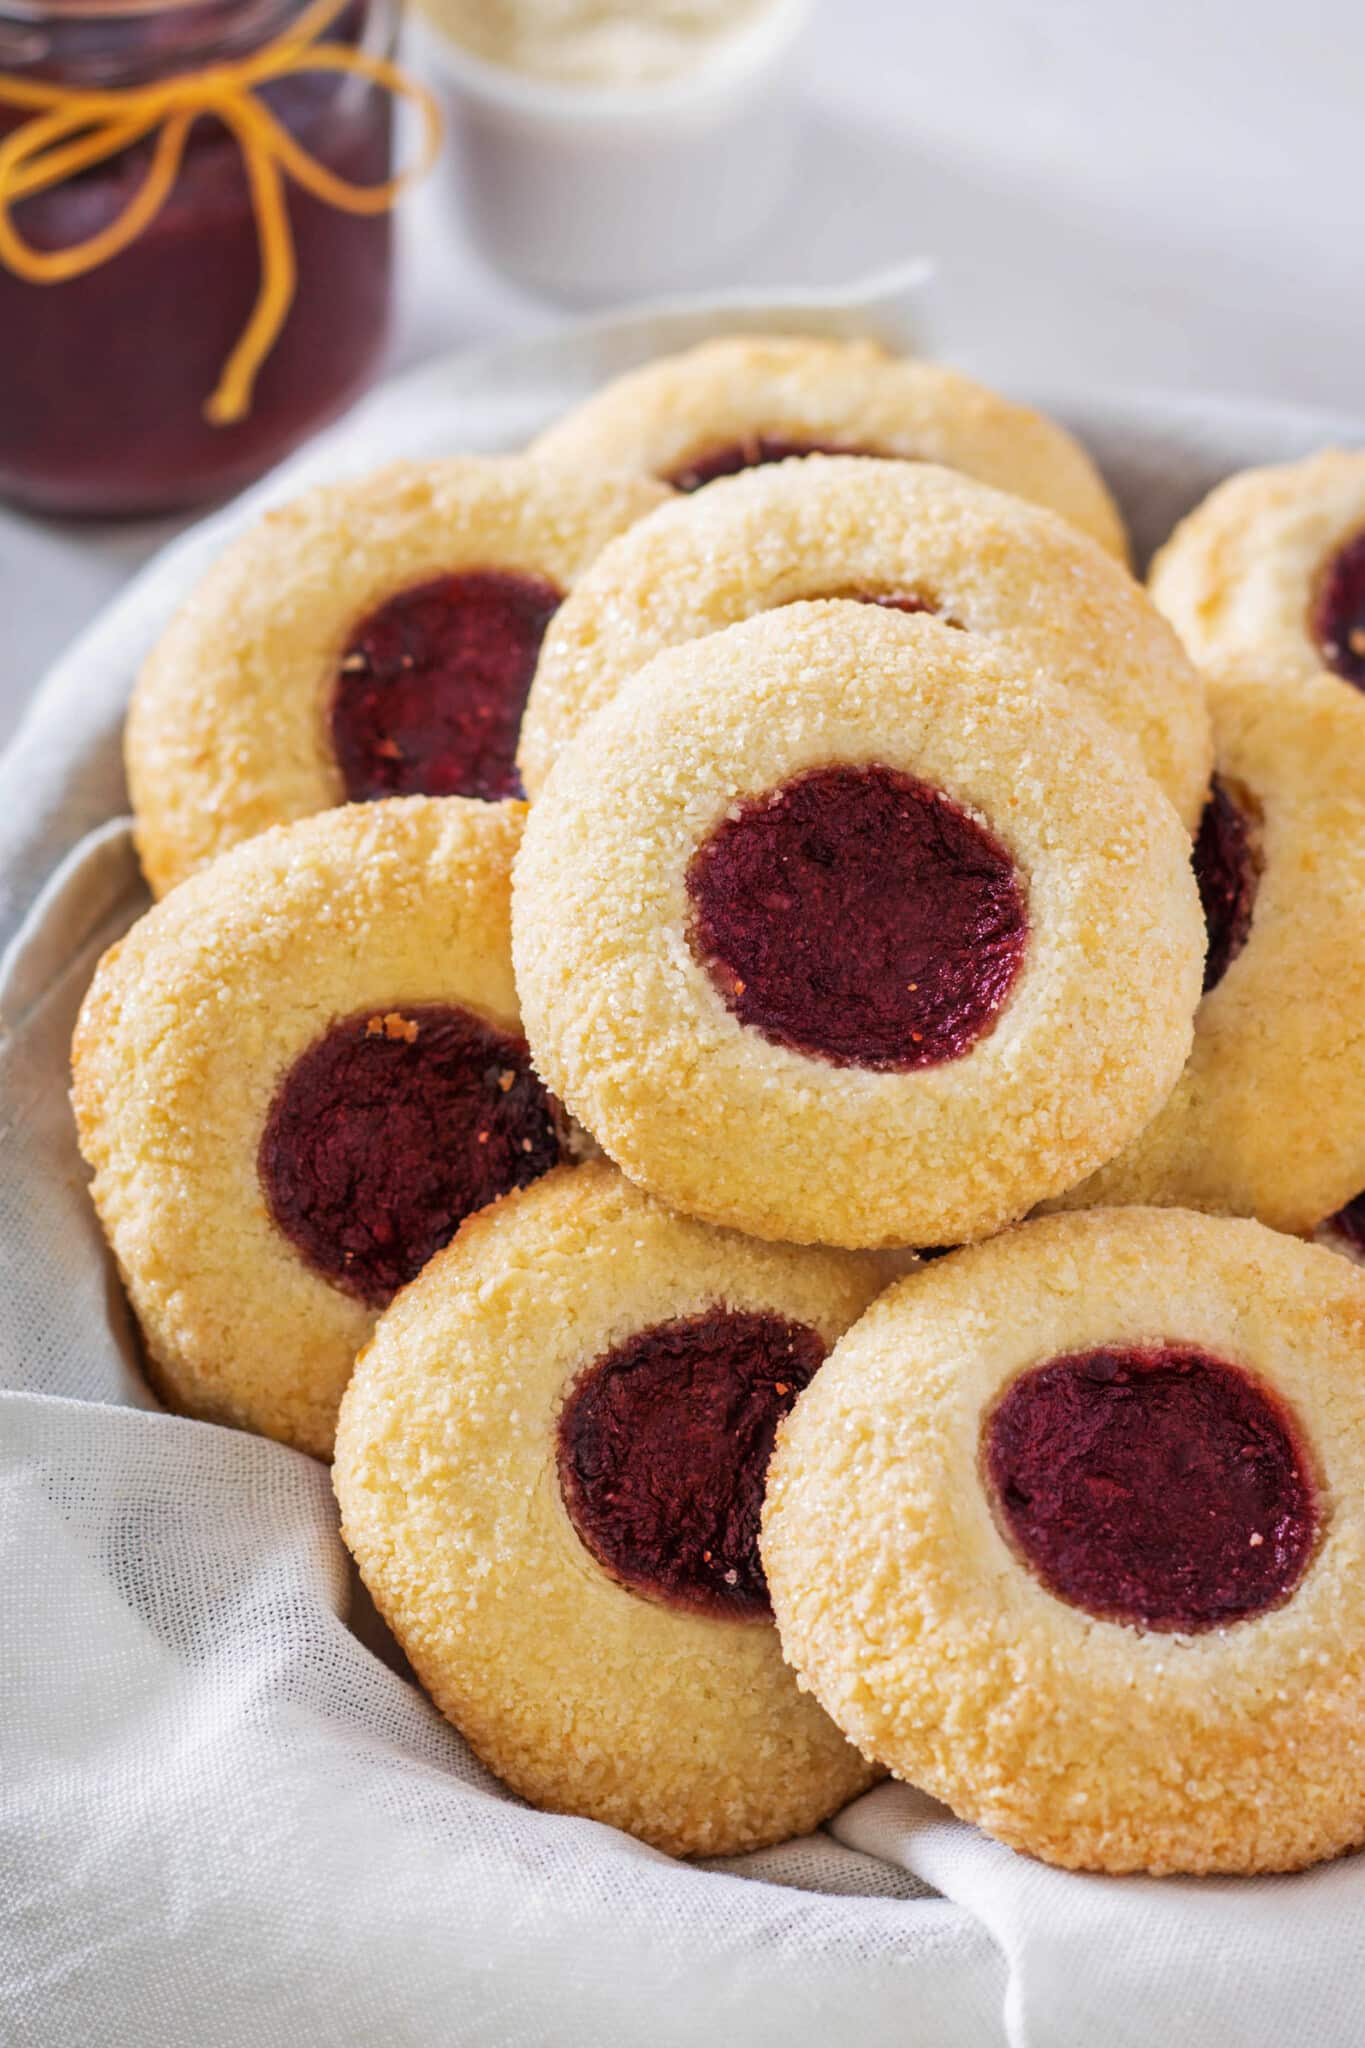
532, 336, 1128, 560
512, 604, 1204, 1250
1056, 663, 1365, 1234
73, 797, 566, 1458
333, 1161, 882, 1857
519, 456, 1209, 820
127, 457, 667, 897
1150, 448, 1365, 693
763, 1207, 1365, 1875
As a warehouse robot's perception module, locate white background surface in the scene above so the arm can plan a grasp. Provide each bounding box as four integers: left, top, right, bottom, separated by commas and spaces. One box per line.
2, 0, 1361, 746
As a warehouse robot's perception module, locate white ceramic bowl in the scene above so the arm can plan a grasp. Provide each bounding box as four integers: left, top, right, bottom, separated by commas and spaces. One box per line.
413, 0, 813, 299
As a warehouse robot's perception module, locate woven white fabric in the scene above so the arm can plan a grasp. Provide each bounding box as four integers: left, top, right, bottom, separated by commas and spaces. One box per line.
3, 272, 1363, 2046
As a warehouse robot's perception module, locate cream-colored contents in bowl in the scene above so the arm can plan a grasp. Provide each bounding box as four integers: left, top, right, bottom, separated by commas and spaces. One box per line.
420, 0, 777, 86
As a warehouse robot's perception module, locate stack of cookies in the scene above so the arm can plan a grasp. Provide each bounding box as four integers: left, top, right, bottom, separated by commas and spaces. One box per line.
72, 337, 1365, 1877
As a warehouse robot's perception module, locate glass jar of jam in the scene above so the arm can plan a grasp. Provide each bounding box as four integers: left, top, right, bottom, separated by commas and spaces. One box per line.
0, 0, 403, 516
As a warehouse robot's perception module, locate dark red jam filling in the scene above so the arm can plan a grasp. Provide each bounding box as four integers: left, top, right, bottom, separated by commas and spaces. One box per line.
984, 1345, 1318, 1632
259, 1003, 561, 1307
1192, 776, 1260, 994
557, 1308, 826, 1619
687, 764, 1029, 1070
330, 570, 562, 804
665, 435, 878, 493
1322, 1193, 1365, 1256
1311, 529, 1365, 689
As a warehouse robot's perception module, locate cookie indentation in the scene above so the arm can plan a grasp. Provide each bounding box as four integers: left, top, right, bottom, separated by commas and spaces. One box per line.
984, 1345, 1318, 1632
557, 1309, 827, 1619
687, 764, 1028, 1070
665, 436, 877, 493
1193, 775, 1260, 994
331, 570, 562, 803
825, 589, 943, 618
260, 1004, 561, 1306
1311, 528, 1365, 688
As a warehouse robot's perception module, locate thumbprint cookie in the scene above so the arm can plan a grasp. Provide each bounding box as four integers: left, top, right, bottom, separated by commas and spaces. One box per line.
763, 1207, 1365, 1876
518, 456, 1209, 821
72, 798, 566, 1459
532, 336, 1128, 560
512, 604, 1204, 1250
127, 457, 667, 897
1057, 663, 1365, 1233
333, 1161, 882, 1857
1150, 448, 1365, 694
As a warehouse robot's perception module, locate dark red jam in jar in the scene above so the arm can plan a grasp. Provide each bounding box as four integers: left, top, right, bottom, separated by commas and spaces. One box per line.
0, 0, 401, 515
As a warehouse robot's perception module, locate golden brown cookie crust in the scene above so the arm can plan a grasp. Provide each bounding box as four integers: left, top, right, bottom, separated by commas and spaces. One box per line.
333, 1161, 882, 1858
762, 1206, 1365, 1876
531, 336, 1128, 559
127, 457, 668, 898
72, 796, 531, 1459
512, 603, 1204, 1250
1149, 448, 1365, 684
1056, 664, 1365, 1233
519, 456, 1209, 819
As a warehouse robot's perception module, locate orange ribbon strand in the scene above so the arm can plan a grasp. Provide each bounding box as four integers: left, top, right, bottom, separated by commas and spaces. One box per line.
0, 0, 441, 423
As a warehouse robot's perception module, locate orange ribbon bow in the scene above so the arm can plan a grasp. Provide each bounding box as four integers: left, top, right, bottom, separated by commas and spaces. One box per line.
0, 0, 441, 424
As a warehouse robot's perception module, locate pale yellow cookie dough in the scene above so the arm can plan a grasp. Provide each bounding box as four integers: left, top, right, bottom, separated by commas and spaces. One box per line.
127, 457, 667, 897
519, 455, 1208, 817
334, 1161, 881, 1857
512, 603, 1204, 1249
763, 1207, 1365, 1876
1149, 447, 1365, 685
532, 336, 1128, 558
73, 796, 541, 1459
1057, 664, 1365, 1233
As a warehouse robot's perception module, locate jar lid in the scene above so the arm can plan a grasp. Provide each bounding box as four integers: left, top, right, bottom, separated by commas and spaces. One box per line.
0, 1, 316, 82
0, 0, 285, 25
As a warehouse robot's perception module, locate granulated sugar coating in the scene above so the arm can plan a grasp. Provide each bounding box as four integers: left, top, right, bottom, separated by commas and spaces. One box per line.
513, 603, 1203, 1248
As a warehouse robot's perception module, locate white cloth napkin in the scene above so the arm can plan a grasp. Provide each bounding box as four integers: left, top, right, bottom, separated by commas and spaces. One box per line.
3, 268, 1364, 2047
